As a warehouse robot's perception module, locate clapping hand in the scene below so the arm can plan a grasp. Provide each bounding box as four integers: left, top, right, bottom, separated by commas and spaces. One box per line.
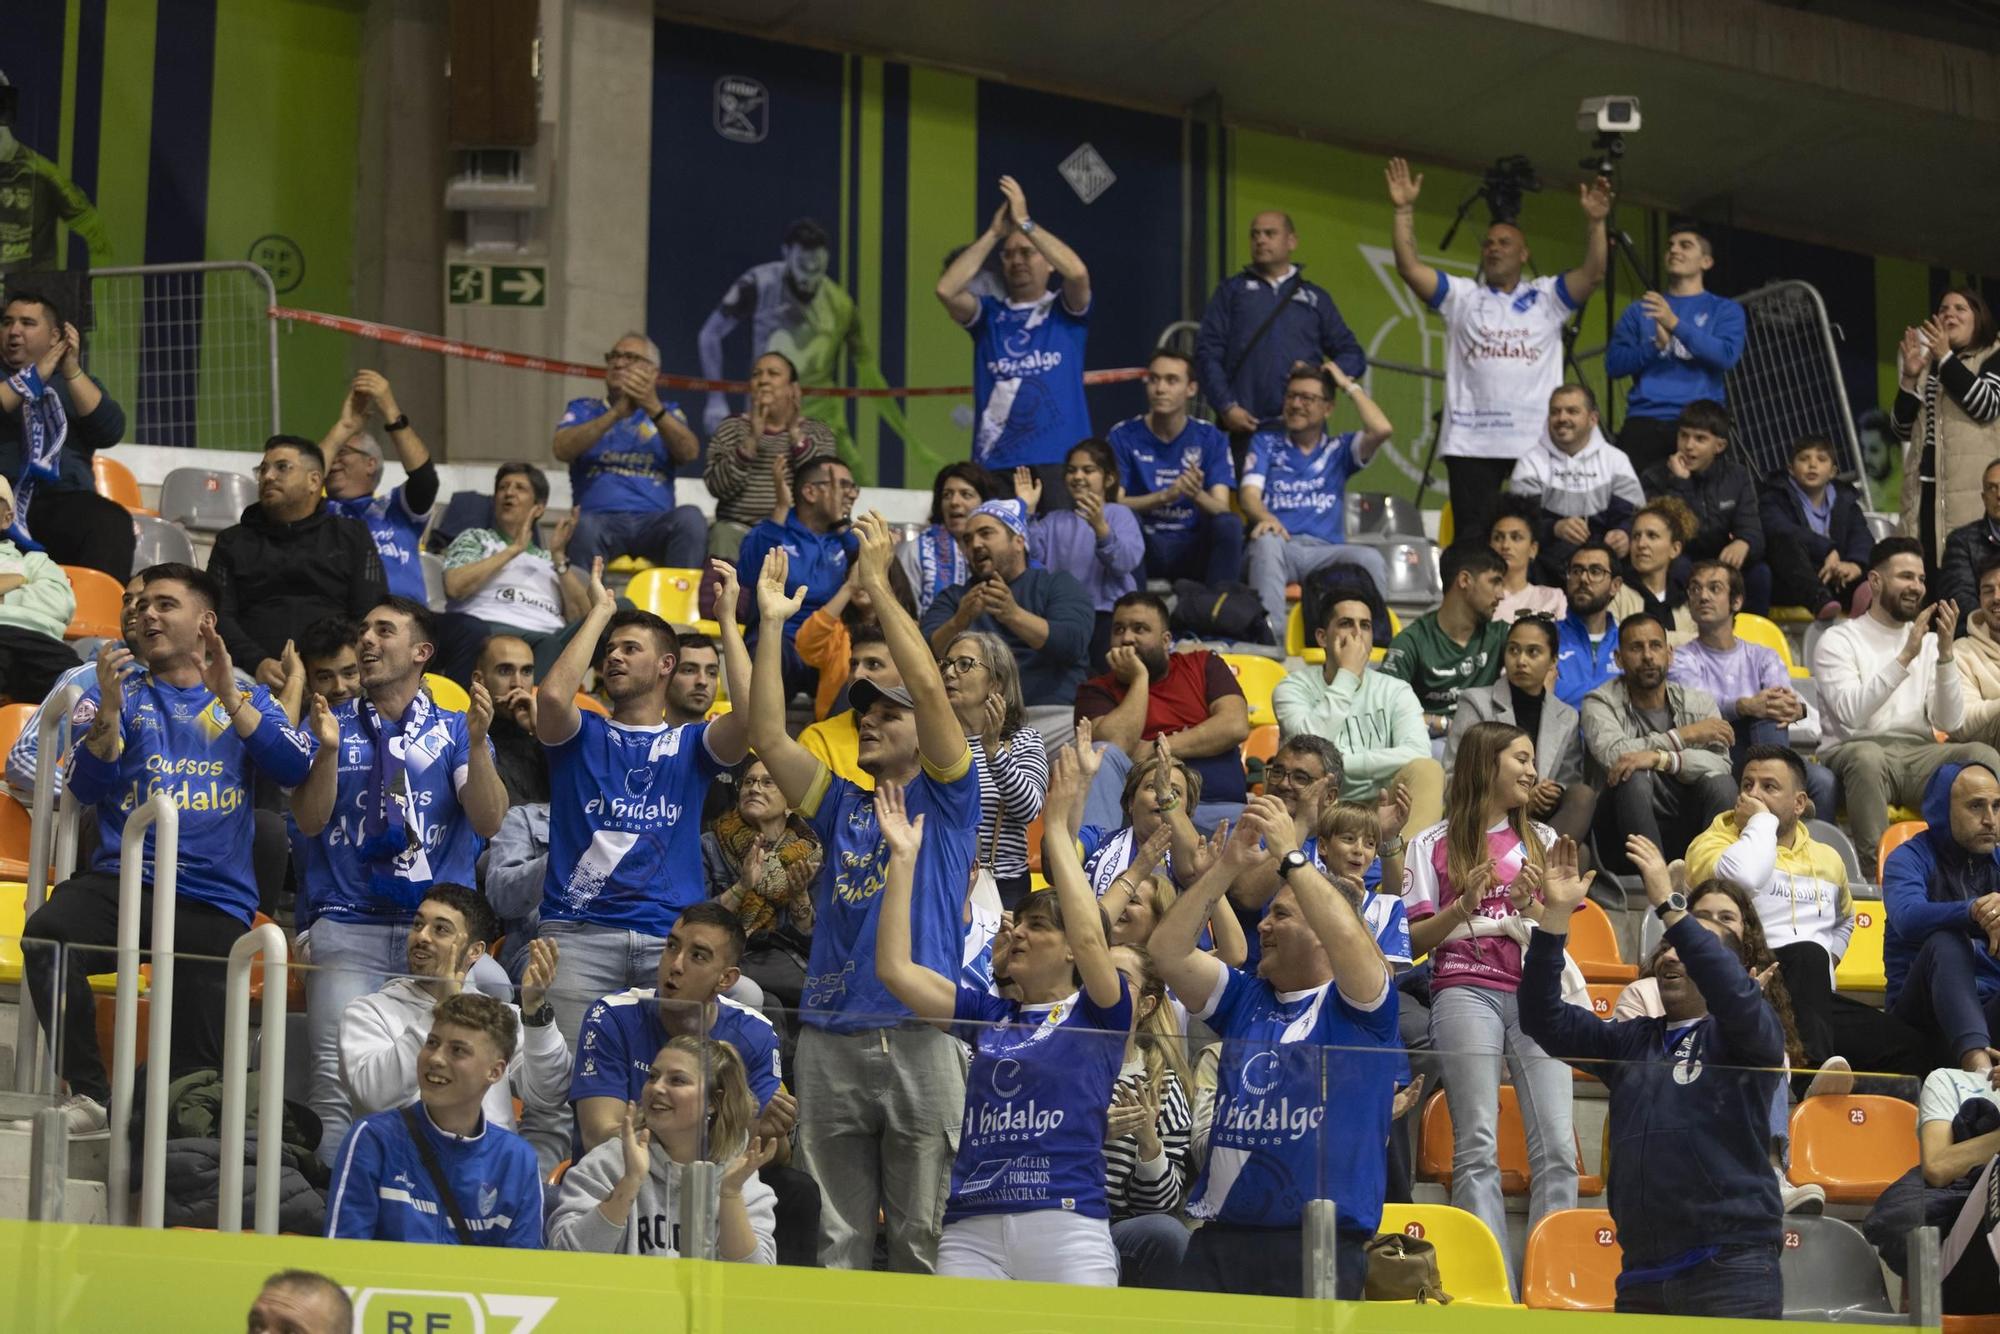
722, 1136, 781, 1196
520, 938, 558, 1014
998, 175, 1030, 226
852, 511, 894, 592
875, 782, 925, 859
1013, 466, 1042, 515
1899, 327, 1930, 383
1541, 835, 1596, 916
584, 556, 611, 613
1624, 834, 1674, 907
1508, 861, 1545, 922
198, 620, 243, 711
617, 1101, 652, 1188
756, 548, 807, 623
1921, 315, 1952, 365
1391, 1074, 1428, 1121
307, 692, 340, 751
1385, 157, 1424, 207
466, 677, 494, 743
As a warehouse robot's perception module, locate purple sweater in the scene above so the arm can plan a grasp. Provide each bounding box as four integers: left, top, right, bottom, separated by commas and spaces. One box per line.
1029, 504, 1144, 612
1667, 636, 1786, 720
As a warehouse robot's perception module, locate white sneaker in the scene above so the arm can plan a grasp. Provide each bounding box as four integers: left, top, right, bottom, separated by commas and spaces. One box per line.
1805, 1055, 1855, 1101
1782, 1179, 1826, 1214
6, 1092, 109, 1140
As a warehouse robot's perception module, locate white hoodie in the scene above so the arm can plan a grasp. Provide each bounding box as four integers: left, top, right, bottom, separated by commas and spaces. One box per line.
547, 1136, 777, 1262
339, 975, 572, 1132
1508, 424, 1645, 521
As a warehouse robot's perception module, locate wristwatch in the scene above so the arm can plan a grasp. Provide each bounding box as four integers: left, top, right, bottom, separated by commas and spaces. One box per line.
523, 1003, 556, 1028
1653, 891, 1688, 922
383, 413, 411, 433
1276, 849, 1310, 882
1016, 217, 1037, 234
648, 406, 669, 426
1378, 835, 1405, 859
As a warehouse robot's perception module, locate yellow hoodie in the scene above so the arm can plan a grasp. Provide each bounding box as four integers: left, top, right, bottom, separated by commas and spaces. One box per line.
1685, 810, 1854, 975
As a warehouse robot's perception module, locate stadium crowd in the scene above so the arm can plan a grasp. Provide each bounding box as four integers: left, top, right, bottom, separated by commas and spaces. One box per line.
4, 159, 2000, 1320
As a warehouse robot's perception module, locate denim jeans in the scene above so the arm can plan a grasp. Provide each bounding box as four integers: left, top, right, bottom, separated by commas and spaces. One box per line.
793, 1022, 967, 1272
302, 916, 511, 1165
568, 505, 708, 572
1143, 512, 1246, 590
1430, 982, 1578, 1294
1114, 1212, 1192, 1288
1615, 1242, 1783, 1318
1892, 930, 2000, 1065
537, 919, 668, 1053
1245, 533, 1389, 636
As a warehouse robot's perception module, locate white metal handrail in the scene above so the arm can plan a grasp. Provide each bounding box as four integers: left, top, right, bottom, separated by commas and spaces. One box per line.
104, 793, 180, 1229
217, 922, 288, 1235
14, 684, 82, 1093
90, 261, 282, 444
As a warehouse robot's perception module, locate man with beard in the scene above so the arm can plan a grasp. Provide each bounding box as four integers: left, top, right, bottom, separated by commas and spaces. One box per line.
1074, 591, 1248, 823
921, 498, 1093, 708
1554, 539, 1624, 707
1582, 611, 1738, 872
290, 596, 510, 1161
664, 631, 722, 727
1508, 384, 1645, 580
473, 633, 546, 805
534, 559, 752, 1047
0, 289, 130, 578
1811, 537, 2000, 873
737, 455, 859, 703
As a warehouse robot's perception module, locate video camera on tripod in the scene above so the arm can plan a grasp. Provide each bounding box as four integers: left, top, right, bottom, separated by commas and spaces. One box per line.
1440, 155, 1541, 249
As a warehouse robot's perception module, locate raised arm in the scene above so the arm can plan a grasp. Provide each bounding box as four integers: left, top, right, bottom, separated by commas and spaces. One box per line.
458, 680, 511, 839
1326, 361, 1392, 461
1044, 749, 1125, 1009
873, 783, 956, 1022
935, 205, 1009, 325
536, 558, 614, 746
1384, 159, 1440, 305
999, 176, 1090, 313
1150, 825, 1261, 1010
289, 694, 344, 837
552, 397, 622, 464
746, 548, 827, 807
1240, 796, 1387, 1007
701, 559, 753, 764
854, 511, 966, 773
1561, 176, 1614, 308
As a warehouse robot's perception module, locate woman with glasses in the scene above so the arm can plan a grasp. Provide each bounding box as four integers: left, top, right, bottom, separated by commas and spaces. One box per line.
1016, 442, 1144, 672
1610, 497, 1697, 644
702, 756, 823, 1013
940, 630, 1047, 911
1447, 612, 1593, 846
897, 463, 999, 618
1488, 494, 1567, 622
1403, 720, 1575, 1293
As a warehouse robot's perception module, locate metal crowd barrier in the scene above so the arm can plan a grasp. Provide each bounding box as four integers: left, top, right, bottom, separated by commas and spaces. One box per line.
105, 793, 179, 1229
14, 684, 83, 1094
88, 261, 282, 450
217, 922, 288, 1235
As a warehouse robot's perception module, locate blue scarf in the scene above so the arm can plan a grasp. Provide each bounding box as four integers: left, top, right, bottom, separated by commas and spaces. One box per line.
354, 687, 434, 907
917, 524, 969, 611
4, 365, 65, 551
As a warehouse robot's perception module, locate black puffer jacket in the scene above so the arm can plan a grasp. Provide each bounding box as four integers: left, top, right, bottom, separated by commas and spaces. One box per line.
161, 1136, 326, 1234
209, 501, 387, 670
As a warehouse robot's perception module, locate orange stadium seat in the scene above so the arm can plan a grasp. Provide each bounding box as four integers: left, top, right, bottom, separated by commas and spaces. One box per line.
1564, 898, 1638, 983
92, 454, 149, 514
1787, 1095, 1917, 1205
1523, 1209, 1622, 1311
62, 565, 126, 641
1877, 819, 1926, 882
1418, 1087, 1602, 1197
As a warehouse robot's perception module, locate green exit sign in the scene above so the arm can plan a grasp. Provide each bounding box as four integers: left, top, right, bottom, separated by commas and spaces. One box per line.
447, 262, 546, 307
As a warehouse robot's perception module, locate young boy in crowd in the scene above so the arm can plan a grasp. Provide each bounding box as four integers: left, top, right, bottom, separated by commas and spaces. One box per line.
1638, 399, 1768, 612
1759, 435, 1873, 619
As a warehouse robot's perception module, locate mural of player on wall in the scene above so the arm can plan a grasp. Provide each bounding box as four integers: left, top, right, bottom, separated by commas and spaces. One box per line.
697, 216, 911, 480
0, 70, 110, 275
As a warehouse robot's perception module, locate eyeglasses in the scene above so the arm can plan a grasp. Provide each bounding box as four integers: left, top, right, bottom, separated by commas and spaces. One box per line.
605, 350, 656, 366
739, 775, 781, 792
1264, 765, 1324, 788
938, 655, 987, 677
805, 478, 860, 495
1568, 564, 1614, 581
1284, 391, 1327, 404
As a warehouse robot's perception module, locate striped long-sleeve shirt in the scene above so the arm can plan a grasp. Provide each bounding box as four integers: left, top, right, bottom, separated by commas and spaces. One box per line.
1104, 1062, 1192, 1221
968, 726, 1047, 881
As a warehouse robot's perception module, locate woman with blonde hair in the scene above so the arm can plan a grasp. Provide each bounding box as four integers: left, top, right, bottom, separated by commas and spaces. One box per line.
1402, 720, 1574, 1293
548, 1035, 779, 1262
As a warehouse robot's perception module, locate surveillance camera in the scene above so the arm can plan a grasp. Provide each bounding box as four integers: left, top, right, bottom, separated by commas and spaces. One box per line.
1577, 96, 1641, 135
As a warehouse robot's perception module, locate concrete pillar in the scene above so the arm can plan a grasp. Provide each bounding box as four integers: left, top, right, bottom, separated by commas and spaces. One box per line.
440, 0, 653, 480
354, 0, 450, 455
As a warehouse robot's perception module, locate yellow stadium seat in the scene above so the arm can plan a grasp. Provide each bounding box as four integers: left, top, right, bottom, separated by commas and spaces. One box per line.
1438, 501, 1454, 547
1375, 1203, 1515, 1305
0, 879, 25, 984
1835, 905, 1886, 992
1219, 653, 1288, 728
1733, 612, 1809, 681
1788, 1095, 1917, 1205
1523, 1209, 1621, 1311
1287, 602, 1396, 666
605, 555, 653, 575
1877, 819, 1926, 883
1768, 605, 1816, 625
626, 567, 723, 636
424, 674, 470, 712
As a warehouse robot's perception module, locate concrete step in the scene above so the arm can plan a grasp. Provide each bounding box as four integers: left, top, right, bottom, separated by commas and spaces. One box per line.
0, 1172, 108, 1224
0, 1124, 110, 1181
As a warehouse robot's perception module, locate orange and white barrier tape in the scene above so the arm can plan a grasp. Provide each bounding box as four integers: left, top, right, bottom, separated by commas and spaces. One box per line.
269, 306, 1148, 399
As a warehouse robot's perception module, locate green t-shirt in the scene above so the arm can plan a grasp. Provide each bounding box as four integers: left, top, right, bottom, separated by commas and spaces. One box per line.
1379, 614, 1507, 716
